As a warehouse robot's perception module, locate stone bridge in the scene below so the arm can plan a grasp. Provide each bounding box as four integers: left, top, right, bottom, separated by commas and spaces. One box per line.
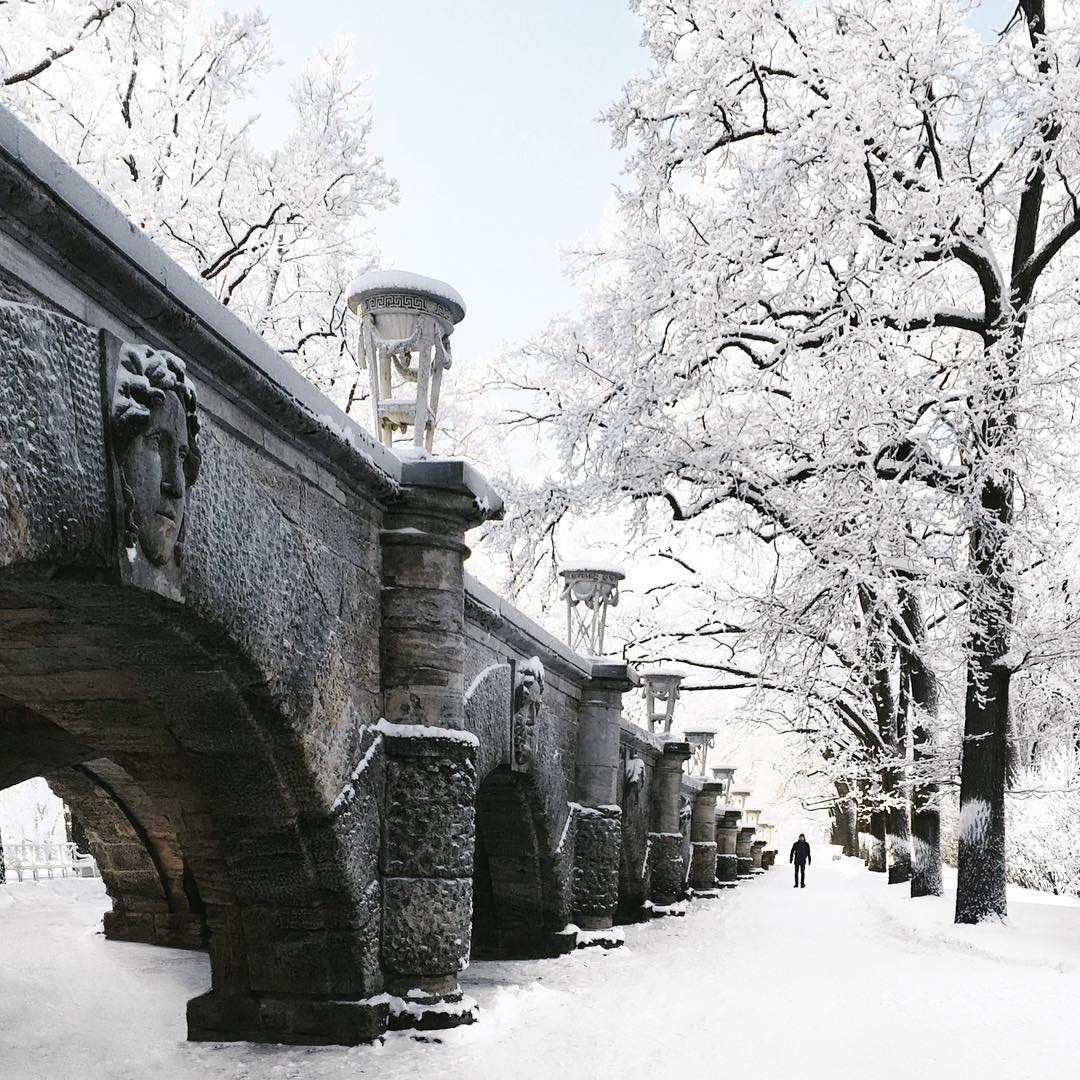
0, 107, 761, 1046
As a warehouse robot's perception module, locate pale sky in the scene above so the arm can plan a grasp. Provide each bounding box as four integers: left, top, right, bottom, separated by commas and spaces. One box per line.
211, 0, 645, 367
212, 0, 1019, 372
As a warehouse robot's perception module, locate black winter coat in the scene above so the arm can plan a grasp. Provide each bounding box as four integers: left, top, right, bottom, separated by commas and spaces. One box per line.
790, 840, 811, 865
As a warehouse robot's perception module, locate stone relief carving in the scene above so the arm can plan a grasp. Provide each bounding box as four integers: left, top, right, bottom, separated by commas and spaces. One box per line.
110, 344, 201, 567
678, 793, 693, 828
511, 657, 544, 773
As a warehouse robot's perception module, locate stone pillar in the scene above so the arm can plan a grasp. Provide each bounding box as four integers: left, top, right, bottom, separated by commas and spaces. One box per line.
736, 826, 755, 878
572, 664, 632, 934
688, 782, 724, 894
379, 462, 499, 1028
762, 849, 777, 869
715, 810, 741, 886
648, 741, 692, 911
751, 839, 766, 872
381, 470, 488, 730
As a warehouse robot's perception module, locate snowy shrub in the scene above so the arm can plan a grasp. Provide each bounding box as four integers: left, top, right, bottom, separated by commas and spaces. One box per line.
939, 796, 960, 869
1005, 752, 1080, 898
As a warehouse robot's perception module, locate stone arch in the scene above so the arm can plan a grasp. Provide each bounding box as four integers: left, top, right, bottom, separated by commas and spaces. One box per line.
44, 758, 208, 949
1, 301, 387, 1043
471, 765, 563, 959
0, 574, 382, 1043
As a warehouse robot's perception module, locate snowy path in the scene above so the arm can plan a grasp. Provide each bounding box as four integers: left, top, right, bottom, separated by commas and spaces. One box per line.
3, 861, 1079, 1079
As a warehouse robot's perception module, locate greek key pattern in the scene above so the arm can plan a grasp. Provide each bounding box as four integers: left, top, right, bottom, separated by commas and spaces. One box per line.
363, 292, 455, 324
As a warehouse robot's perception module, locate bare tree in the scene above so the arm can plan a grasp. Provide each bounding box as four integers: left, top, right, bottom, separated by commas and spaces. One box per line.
1, 0, 396, 408
469, 0, 1080, 923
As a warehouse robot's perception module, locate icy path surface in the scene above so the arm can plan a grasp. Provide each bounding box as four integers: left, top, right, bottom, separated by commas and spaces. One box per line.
3, 861, 1080, 1080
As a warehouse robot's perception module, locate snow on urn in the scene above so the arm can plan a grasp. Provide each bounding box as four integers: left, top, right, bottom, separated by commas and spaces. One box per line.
558, 563, 625, 656
710, 766, 736, 802
639, 668, 685, 735
683, 720, 718, 776
728, 788, 750, 813
346, 270, 465, 451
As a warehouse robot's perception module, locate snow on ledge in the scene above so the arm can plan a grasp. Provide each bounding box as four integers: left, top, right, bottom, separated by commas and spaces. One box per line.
644, 899, 688, 918
375, 718, 479, 746
330, 734, 384, 815
366, 991, 478, 1021
564, 923, 626, 950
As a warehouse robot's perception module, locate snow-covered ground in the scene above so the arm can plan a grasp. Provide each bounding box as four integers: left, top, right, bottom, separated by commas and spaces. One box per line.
2, 859, 1078, 1080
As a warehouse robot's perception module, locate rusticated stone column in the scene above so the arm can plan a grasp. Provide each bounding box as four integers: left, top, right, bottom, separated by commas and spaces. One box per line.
572, 664, 632, 933
716, 810, 741, 886
380, 724, 476, 1025
751, 839, 766, 872
379, 462, 500, 1028
571, 806, 621, 931
736, 826, 755, 878
648, 741, 692, 911
688, 782, 724, 893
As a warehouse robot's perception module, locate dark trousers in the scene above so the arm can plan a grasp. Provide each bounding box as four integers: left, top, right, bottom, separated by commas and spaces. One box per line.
793, 862, 806, 887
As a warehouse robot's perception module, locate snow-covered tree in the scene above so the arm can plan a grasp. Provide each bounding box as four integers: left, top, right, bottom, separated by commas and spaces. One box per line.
1, 0, 395, 406
473, 0, 1080, 923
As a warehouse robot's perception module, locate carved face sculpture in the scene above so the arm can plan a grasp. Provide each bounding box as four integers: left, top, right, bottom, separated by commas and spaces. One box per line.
112, 344, 200, 569
121, 389, 190, 565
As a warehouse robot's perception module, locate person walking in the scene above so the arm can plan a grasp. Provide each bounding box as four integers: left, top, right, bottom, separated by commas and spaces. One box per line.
790, 833, 811, 888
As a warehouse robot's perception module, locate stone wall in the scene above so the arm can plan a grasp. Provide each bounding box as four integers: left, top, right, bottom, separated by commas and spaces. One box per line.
618, 724, 661, 917
462, 578, 586, 952
0, 102, 726, 1048
0, 108, 412, 1044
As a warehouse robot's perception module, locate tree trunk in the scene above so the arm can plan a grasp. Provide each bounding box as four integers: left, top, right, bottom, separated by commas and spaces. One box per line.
910, 771, 942, 898
830, 782, 859, 857
858, 587, 910, 881
866, 811, 887, 873
955, 476, 1012, 924
899, 589, 944, 898
882, 775, 912, 885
